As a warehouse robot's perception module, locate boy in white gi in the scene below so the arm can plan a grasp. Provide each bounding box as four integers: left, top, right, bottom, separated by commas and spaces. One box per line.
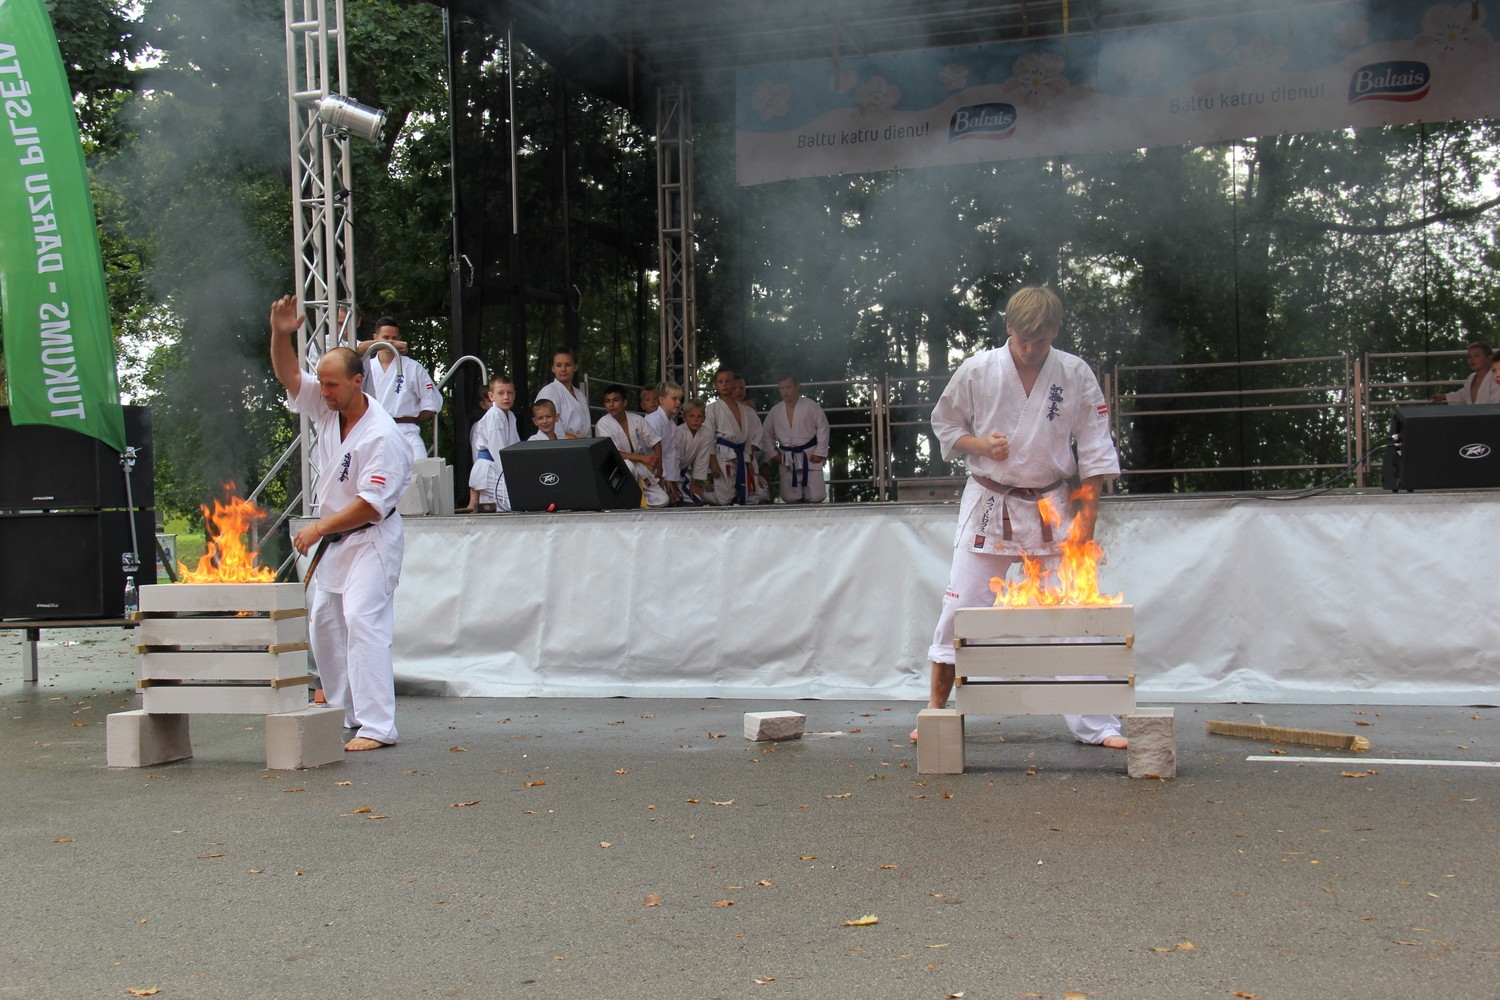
271, 295, 412, 752
914, 286, 1127, 749
645, 381, 683, 504
733, 376, 771, 503
763, 373, 831, 503
705, 370, 764, 505
1429, 342, 1499, 404
676, 399, 712, 504
596, 384, 669, 507
528, 398, 560, 441
469, 375, 519, 511
535, 347, 592, 438
359, 317, 442, 465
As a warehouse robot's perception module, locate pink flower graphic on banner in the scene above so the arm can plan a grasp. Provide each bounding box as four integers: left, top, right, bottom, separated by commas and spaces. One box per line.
1235, 35, 1290, 71
1416, 3, 1492, 55
1000, 52, 1069, 107
751, 80, 792, 120
832, 68, 859, 94
854, 75, 901, 113
1335, 19, 1371, 49
939, 63, 970, 91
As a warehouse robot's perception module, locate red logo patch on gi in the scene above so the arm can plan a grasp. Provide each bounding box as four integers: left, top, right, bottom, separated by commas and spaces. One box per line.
972, 534, 986, 549
370, 474, 387, 487
1096, 403, 1109, 418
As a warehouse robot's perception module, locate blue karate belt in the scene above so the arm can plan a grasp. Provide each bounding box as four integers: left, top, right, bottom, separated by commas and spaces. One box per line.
781, 435, 819, 488
476, 448, 493, 461
716, 436, 747, 504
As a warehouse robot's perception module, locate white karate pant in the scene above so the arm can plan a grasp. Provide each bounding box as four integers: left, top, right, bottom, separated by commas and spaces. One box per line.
397, 423, 426, 464
308, 547, 399, 744
927, 545, 1121, 745
777, 458, 826, 503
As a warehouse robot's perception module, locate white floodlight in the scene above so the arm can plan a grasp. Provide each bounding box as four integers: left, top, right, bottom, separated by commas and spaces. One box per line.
314, 94, 388, 144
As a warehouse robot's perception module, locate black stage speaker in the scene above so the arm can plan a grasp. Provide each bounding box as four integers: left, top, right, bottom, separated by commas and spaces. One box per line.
1383, 403, 1500, 491
500, 438, 642, 511
0, 509, 157, 619
0, 406, 153, 509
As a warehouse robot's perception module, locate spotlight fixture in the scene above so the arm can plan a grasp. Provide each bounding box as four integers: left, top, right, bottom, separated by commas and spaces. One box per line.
314, 94, 388, 144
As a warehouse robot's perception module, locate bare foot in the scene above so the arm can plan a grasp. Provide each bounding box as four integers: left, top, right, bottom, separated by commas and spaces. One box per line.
1101, 735, 1128, 749
312, 688, 326, 705
909, 727, 919, 742
344, 736, 389, 752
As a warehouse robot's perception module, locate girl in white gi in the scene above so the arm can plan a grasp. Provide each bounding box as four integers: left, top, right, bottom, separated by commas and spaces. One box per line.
763, 373, 831, 503
360, 317, 442, 465
676, 399, 712, 504
535, 347, 593, 438
270, 296, 412, 752
915, 286, 1127, 749
469, 375, 520, 511
595, 384, 669, 507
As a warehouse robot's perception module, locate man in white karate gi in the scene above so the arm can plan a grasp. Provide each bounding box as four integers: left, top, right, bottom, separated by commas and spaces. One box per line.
272, 296, 412, 752
763, 373, 831, 503
915, 285, 1127, 749
359, 317, 442, 464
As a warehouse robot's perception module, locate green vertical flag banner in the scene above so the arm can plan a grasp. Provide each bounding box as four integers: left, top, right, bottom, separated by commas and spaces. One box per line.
0, 0, 124, 452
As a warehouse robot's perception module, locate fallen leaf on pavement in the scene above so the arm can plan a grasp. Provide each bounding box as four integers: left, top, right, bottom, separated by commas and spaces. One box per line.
451, 801, 480, 808
643, 893, 662, 906
713, 899, 734, 907
842, 914, 879, 926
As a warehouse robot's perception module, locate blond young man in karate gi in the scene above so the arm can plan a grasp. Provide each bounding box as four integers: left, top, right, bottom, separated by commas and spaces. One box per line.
469, 375, 520, 511
914, 286, 1127, 749
645, 381, 685, 504
763, 373, 831, 503
271, 296, 412, 752
359, 317, 441, 465
676, 398, 712, 504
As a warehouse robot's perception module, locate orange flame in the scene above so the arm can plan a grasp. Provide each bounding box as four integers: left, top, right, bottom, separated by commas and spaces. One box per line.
177, 488, 277, 583
990, 487, 1123, 608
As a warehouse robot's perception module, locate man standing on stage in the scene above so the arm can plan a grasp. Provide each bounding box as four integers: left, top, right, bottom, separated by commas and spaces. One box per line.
271, 296, 412, 751
914, 286, 1126, 748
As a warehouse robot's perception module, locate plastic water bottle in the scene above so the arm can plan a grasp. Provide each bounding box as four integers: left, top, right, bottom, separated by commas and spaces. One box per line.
122, 574, 139, 617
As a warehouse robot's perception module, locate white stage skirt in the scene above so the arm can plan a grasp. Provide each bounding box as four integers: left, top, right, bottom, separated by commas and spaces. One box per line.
391, 490, 1498, 706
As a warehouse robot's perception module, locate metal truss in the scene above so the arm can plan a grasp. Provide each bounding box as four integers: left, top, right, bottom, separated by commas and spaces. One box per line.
656, 85, 696, 390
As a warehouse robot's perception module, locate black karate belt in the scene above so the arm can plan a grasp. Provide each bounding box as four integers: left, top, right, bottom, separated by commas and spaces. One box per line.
969, 474, 1066, 543
716, 436, 748, 504
302, 508, 397, 588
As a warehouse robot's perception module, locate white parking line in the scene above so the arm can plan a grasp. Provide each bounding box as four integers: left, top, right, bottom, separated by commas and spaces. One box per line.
1247, 755, 1500, 768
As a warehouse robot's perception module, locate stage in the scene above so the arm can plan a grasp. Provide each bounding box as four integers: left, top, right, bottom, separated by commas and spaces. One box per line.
389, 490, 1499, 706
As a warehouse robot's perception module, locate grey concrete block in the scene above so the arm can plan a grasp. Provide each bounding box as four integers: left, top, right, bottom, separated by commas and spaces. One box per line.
265, 706, 346, 769
916, 708, 965, 774
1126, 706, 1177, 778
106, 710, 192, 767
743, 711, 806, 741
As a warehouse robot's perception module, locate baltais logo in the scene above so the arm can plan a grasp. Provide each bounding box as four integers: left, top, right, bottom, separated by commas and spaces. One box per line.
1459, 443, 1491, 460
949, 103, 1017, 141
1348, 61, 1430, 104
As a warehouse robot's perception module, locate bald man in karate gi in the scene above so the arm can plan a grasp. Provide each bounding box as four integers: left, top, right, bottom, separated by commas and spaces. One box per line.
272, 296, 412, 751
914, 286, 1127, 749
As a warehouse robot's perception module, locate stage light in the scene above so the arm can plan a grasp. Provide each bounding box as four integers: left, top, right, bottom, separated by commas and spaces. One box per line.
314, 94, 388, 144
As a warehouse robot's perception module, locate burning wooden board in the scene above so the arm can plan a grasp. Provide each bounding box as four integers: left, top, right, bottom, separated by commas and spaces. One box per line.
134, 582, 309, 716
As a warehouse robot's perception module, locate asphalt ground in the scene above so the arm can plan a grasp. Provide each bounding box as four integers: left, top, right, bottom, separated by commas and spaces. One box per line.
3, 626, 1497, 1000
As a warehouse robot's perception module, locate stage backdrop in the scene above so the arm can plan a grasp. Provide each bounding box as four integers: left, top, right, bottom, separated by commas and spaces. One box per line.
737, 1, 1500, 185
391, 491, 1499, 707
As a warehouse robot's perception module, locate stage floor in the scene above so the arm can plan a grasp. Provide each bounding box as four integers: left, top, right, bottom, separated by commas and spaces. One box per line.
390, 489, 1499, 706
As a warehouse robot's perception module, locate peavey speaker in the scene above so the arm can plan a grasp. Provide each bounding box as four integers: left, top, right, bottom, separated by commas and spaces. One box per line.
0, 510, 157, 619
500, 437, 642, 511
1383, 403, 1500, 491
0, 406, 153, 510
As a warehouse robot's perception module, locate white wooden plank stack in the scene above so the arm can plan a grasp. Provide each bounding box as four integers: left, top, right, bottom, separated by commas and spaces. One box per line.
106, 582, 343, 769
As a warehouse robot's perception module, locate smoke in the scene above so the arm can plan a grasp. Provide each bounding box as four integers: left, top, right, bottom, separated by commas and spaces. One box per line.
101, 0, 292, 514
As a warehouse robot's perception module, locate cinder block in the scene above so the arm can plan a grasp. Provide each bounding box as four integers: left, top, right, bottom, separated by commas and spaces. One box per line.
743, 711, 806, 742
1126, 706, 1177, 779
265, 707, 346, 769
106, 710, 192, 767
916, 708, 965, 774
